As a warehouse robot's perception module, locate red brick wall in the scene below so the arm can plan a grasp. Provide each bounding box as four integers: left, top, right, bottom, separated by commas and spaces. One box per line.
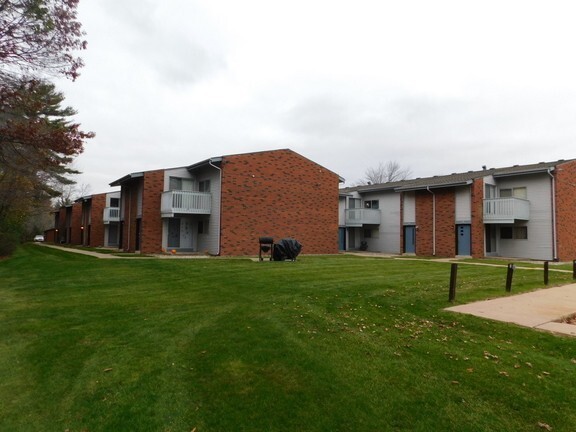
555, 160, 576, 261
89, 194, 106, 248
70, 202, 83, 245
415, 188, 456, 257
434, 189, 456, 257
219, 149, 340, 256
80, 200, 90, 246
470, 179, 485, 258
56, 208, 66, 243
140, 171, 164, 254
415, 190, 433, 256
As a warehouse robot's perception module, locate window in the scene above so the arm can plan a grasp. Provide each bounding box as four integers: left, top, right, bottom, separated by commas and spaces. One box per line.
499, 187, 527, 199
363, 229, 379, 239
514, 226, 528, 239
199, 180, 210, 192
349, 198, 361, 209
169, 177, 182, 191
500, 227, 513, 239
198, 220, 209, 234
110, 198, 120, 208
364, 200, 379, 209
500, 226, 528, 240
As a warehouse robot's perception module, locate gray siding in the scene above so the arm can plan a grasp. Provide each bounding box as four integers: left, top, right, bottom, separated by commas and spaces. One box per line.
196, 165, 221, 255
455, 186, 471, 223
403, 192, 415, 224
362, 191, 401, 254
496, 173, 553, 260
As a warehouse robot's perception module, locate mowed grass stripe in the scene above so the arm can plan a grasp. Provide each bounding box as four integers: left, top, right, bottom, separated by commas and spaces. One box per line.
1, 246, 576, 431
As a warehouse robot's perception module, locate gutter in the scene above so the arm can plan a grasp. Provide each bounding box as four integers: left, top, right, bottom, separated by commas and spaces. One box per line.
208, 159, 222, 256
395, 179, 473, 192
427, 186, 436, 256
547, 168, 558, 261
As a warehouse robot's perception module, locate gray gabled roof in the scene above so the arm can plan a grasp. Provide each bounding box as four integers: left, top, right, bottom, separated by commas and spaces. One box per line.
109, 172, 144, 187
342, 158, 575, 194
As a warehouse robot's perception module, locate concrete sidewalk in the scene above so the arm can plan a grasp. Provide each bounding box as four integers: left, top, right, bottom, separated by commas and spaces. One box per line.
446, 284, 576, 337
36, 243, 211, 259
37, 243, 122, 258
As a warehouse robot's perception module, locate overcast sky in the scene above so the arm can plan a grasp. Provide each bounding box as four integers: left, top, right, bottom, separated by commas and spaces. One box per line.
56, 0, 576, 194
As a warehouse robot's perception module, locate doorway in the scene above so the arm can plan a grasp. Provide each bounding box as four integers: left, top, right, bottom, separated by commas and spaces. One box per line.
404, 226, 416, 253
338, 228, 346, 251
456, 224, 471, 256
168, 218, 181, 248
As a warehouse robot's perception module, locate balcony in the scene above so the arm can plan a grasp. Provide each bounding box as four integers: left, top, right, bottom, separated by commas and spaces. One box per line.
483, 198, 530, 224
103, 207, 120, 224
345, 208, 381, 227
161, 191, 211, 217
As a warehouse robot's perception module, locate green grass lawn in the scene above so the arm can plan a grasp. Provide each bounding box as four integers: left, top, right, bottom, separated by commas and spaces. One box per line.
1, 245, 576, 431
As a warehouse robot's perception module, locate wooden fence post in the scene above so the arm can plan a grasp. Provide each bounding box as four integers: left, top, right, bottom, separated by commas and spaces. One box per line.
506, 264, 515, 292
449, 263, 458, 302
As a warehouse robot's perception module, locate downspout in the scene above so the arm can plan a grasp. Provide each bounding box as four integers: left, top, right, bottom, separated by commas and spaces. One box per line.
547, 168, 558, 261
427, 186, 436, 256
208, 159, 222, 256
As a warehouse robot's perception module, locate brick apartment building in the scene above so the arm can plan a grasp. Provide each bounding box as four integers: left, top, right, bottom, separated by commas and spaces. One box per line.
340, 159, 576, 261
47, 191, 121, 248
110, 149, 343, 255
46, 202, 82, 245
76, 191, 121, 248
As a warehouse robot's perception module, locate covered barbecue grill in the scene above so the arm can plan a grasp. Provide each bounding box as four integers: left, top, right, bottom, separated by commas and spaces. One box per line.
272, 238, 302, 261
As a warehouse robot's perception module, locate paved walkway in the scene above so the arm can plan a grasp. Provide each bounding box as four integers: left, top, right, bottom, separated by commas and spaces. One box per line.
38, 243, 122, 258
446, 284, 576, 337
37, 243, 211, 259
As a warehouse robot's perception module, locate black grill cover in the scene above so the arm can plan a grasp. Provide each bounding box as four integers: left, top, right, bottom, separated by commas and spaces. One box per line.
273, 238, 302, 261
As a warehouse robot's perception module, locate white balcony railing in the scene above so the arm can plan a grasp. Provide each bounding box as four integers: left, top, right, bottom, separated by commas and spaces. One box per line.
161, 191, 211, 217
483, 198, 530, 224
103, 207, 120, 224
345, 208, 381, 226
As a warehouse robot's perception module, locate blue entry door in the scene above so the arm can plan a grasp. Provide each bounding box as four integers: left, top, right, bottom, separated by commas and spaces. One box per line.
338, 228, 346, 251
404, 226, 415, 253
457, 224, 471, 256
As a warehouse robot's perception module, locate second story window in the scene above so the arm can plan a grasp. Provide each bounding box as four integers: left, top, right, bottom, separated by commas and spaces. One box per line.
169, 177, 183, 191
499, 187, 527, 199
349, 198, 361, 209
110, 198, 120, 208
364, 200, 379, 209
199, 180, 211, 193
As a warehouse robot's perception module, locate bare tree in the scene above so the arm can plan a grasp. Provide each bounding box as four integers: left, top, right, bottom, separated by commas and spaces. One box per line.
52, 183, 91, 207
360, 161, 412, 185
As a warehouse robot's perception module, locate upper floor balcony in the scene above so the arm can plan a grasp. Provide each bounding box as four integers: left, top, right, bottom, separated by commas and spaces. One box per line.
103, 207, 120, 224
483, 198, 530, 224
161, 190, 211, 217
344, 208, 381, 227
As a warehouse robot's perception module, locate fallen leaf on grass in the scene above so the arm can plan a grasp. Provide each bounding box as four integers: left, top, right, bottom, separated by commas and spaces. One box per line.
537, 421, 552, 431
499, 371, 509, 377
103, 368, 113, 373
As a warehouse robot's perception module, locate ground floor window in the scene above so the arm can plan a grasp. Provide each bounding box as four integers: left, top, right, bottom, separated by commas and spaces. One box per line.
500, 226, 528, 240
198, 220, 209, 234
